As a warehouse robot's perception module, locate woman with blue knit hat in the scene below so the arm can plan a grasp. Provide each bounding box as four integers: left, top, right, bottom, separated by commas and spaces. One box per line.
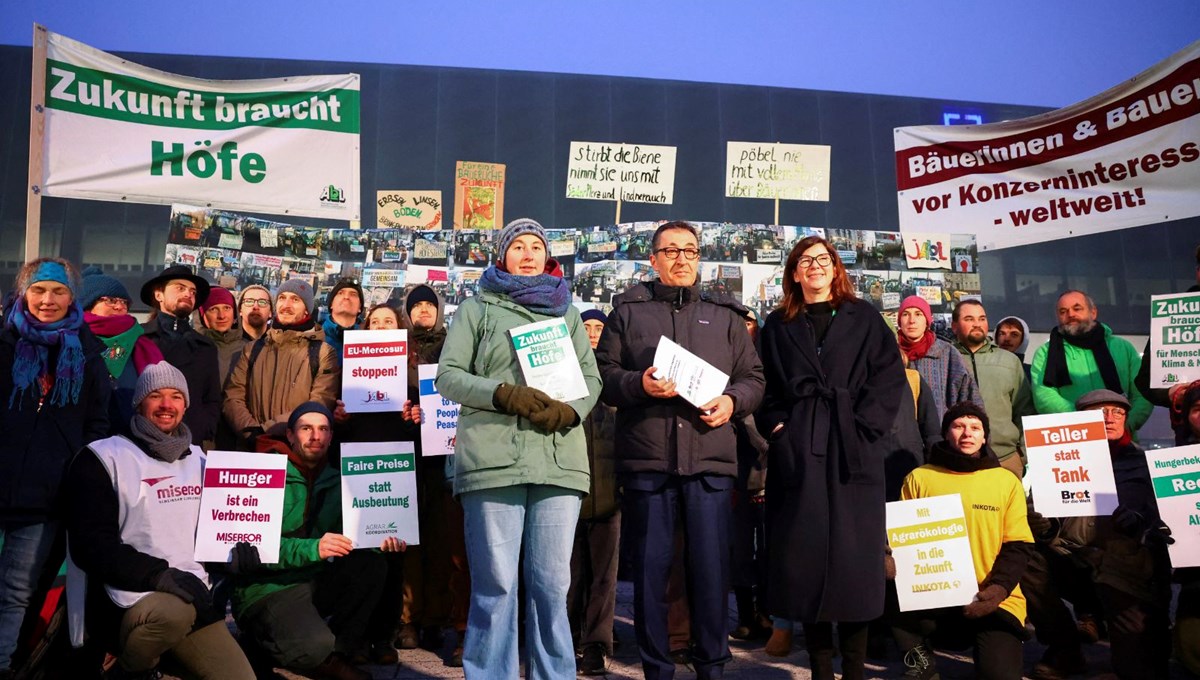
0, 258, 111, 676
436, 218, 602, 679
80, 266, 164, 436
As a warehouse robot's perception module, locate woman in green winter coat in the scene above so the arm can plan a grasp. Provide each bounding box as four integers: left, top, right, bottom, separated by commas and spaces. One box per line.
435, 218, 602, 680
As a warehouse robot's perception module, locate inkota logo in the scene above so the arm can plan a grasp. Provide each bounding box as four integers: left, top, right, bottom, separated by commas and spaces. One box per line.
320, 184, 346, 204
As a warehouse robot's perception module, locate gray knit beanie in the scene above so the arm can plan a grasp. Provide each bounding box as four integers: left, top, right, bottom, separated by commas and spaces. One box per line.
497, 218, 548, 266
276, 279, 314, 313
133, 362, 190, 408
238, 284, 273, 311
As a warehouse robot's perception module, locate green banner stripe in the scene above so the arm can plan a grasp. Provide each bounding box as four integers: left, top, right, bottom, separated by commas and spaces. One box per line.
1153, 470, 1200, 498
45, 59, 360, 134
342, 452, 416, 476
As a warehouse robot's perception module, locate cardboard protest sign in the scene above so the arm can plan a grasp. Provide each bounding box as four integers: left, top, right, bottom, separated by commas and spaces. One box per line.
895, 41, 1200, 250
1145, 444, 1200, 568
361, 268, 405, 289
194, 450, 288, 563
1149, 291, 1200, 388
725, 142, 831, 201
509, 318, 589, 402
887, 494, 977, 612
566, 141, 677, 205
377, 190, 443, 230
341, 442, 420, 548
1024, 411, 1119, 518
41, 30, 360, 220
418, 364, 457, 457
342, 330, 408, 413
453, 162, 505, 230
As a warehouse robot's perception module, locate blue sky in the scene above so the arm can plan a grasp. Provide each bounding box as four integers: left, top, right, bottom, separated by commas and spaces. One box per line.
4, 1, 1197, 107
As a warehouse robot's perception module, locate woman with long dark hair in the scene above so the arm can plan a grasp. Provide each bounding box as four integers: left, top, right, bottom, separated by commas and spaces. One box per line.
757, 236, 906, 679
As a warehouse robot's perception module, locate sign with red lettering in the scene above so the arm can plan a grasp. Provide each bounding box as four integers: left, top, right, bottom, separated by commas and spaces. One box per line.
194, 450, 288, 563
1023, 411, 1119, 518
342, 329, 408, 413
896, 41, 1200, 250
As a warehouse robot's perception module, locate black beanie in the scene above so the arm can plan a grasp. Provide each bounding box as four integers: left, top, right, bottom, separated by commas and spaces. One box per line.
326, 278, 364, 311
941, 401, 990, 442
287, 401, 334, 432
405, 285, 439, 317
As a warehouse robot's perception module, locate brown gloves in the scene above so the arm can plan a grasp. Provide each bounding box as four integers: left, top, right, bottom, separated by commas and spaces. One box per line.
493, 383, 579, 434
963, 584, 1008, 619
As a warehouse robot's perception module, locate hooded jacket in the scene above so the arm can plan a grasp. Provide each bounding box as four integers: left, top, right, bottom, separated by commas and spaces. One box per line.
201, 325, 247, 387
222, 326, 340, 438
954, 339, 1035, 463
435, 288, 602, 496
594, 281, 765, 478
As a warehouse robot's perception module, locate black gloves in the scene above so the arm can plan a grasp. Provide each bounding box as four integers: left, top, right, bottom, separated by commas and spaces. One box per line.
529, 400, 579, 433
241, 426, 265, 447
1113, 505, 1176, 546
229, 542, 262, 575
493, 384, 553, 419
154, 567, 212, 608
963, 584, 1007, 619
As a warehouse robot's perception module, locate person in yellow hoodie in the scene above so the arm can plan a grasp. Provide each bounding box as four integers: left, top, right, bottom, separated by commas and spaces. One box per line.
893, 401, 1034, 680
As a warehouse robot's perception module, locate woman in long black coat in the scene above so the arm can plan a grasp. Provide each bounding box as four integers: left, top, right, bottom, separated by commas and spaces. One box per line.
757, 236, 906, 680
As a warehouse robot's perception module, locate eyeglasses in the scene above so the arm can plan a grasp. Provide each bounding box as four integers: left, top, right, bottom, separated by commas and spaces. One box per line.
654, 247, 700, 261
798, 253, 834, 268
242, 299, 272, 308
95, 296, 129, 309
1096, 407, 1127, 419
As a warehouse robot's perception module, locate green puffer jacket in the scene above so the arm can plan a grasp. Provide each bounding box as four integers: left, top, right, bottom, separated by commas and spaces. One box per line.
1030, 323, 1153, 432
435, 289, 602, 497
231, 443, 342, 616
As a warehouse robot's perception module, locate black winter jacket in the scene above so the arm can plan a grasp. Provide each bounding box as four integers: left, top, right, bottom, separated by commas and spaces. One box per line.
142, 314, 222, 445
594, 282, 764, 478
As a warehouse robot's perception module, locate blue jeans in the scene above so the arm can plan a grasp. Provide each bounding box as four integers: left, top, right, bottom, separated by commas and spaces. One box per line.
0, 521, 60, 670
460, 485, 581, 680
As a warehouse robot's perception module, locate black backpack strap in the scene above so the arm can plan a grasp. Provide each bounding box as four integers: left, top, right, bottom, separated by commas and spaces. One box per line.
309, 338, 323, 382
244, 336, 268, 388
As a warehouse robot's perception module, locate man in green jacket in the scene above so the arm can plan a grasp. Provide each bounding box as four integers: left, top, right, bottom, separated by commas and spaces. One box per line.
951, 299, 1035, 478
232, 402, 402, 680
1030, 291, 1152, 434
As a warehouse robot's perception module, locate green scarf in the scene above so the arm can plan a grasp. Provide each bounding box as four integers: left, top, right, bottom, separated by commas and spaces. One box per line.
99, 323, 144, 379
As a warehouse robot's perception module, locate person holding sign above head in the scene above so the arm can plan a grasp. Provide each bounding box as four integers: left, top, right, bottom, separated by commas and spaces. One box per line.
435, 218, 602, 680
223, 279, 340, 451
66, 362, 255, 680
1021, 389, 1174, 680
232, 401, 404, 680
893, 402, 1034, 680
595, 221, 764, 680
755, 236, 903, 680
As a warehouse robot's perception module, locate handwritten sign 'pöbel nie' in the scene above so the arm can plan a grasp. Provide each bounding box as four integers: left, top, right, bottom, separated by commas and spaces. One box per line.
725, 142, 831, 201
566, 141, 677, 205
194, 450, 288, 563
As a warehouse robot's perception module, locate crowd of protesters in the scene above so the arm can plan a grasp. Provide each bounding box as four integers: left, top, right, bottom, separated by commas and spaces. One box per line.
0, 221, 1197, 680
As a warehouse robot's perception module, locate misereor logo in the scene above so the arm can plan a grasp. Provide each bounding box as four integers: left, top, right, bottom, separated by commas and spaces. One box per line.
45, 60, 360, 134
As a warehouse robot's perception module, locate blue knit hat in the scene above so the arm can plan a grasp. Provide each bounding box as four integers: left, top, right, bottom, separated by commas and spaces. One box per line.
580, 309, 608, 324
287, 401, 334, 431
79, 265, 131, 311
497, 218, 548, 266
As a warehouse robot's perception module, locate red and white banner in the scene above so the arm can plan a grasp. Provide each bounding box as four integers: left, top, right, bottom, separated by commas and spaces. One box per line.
895, 40, 1200, 250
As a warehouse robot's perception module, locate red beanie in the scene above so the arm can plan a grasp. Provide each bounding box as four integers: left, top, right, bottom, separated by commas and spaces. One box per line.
200, 287, 236, 315
898, 295, 931, 323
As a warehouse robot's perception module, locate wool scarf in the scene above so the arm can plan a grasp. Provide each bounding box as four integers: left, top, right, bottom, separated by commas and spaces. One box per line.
479, 266, 571, 316
129, 413, 193, 463
1042, 324, 1122, 393
928, 439, 1001, 472
85, 312, 163, 378
898, 329, 937, 363
6, 299, 86, 408
274, 313, 316, 332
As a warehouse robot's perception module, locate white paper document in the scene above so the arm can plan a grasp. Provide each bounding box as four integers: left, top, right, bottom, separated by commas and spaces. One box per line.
652, 336, 730, 408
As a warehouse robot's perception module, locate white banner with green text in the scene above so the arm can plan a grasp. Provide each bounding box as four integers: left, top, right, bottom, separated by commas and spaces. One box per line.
41, 30, 361, 220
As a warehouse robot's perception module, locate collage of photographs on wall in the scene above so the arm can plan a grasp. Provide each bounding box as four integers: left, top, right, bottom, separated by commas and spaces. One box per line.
165, 205, 981, 332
